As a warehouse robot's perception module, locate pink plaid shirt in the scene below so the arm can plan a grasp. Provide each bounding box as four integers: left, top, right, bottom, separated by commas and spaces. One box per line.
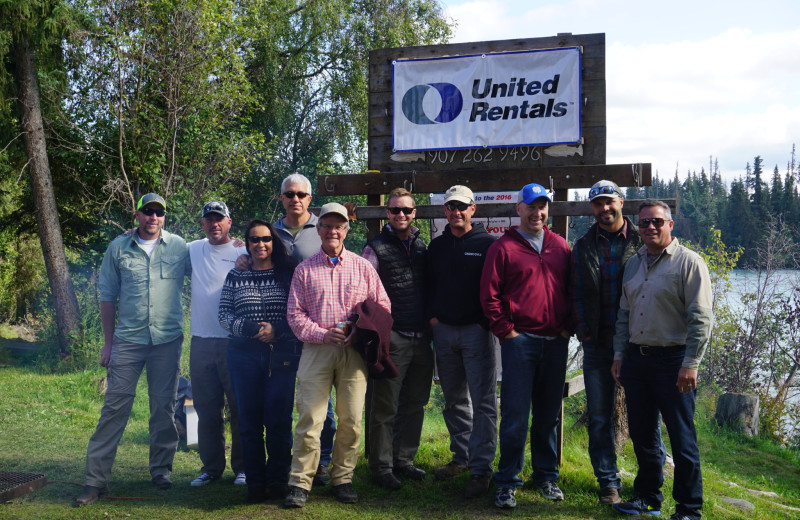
287, 246, 391, 344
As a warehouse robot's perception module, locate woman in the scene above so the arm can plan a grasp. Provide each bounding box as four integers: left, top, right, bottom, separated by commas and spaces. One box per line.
219, 219, 300, 503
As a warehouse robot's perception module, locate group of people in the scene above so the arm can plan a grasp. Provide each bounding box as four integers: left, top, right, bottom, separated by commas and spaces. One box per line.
74, 175, 712, 520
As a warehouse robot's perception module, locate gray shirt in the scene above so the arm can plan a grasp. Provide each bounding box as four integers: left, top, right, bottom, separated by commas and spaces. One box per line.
274, 212, 321, 262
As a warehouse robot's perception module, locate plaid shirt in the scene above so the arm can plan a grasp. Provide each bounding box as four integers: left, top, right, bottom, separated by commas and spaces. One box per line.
287, 246, 390, 344
571, 223, 629, 346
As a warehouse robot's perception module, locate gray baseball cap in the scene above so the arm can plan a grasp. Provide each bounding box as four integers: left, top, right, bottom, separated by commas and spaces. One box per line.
318, 202, 349, 221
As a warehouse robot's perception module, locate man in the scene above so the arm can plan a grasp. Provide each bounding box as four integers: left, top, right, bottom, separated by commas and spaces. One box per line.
481, 183, 572, 509
284, 202, 390, 508
426, 185, 497, 498
611, 199, 713, 520
187, 201, 248, 489
362, 188, 433, 490
273, 173, 336, 487
76, 193, 191, 506
570, 180, 643, 505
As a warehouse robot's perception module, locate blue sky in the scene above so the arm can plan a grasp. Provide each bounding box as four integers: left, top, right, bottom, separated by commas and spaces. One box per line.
441, 0, 800, 183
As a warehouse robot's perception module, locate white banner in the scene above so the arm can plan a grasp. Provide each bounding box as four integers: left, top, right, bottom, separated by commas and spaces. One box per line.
393, 47, 581, 152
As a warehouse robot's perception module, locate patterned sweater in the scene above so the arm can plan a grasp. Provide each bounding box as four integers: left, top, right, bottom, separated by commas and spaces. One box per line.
218, 268, 291, 340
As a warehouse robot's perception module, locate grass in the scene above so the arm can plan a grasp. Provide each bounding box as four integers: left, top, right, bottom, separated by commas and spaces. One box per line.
1, 363, 799, 519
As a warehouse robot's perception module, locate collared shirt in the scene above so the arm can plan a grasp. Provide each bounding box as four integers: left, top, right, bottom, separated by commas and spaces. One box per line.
613, 238, 714, 369
99, 229, 191, 345
273, 212, 321, 263
287, 246, 391, 344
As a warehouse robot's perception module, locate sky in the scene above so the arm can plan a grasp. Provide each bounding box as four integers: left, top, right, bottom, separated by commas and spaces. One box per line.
441, 0, 800, 184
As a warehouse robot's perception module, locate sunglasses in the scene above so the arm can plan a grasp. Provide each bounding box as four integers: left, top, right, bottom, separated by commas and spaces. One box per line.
140, 207, 165, 217
445, 202, 471, 212
247, 235, 273, 243
283, 191, 309, 199
388, 207, 414, 215
589, 185, 619, 199
639, 218, 670, 228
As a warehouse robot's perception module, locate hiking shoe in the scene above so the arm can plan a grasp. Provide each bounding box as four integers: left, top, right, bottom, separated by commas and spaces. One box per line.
152, 474, 173, 490
332, 482, 358, 503
313, 464, 331, 486
284, 485, 309, 508
614, 496, 661, 516
600, 486, 622, 504
374, 472, 402, 490
495, 487, 517, 509
233, 472, 247, 486
74, 485, 108, 506
538, 480, 564, 501
464, 474, 491, 498
394, 464, 426, 480
434, 461, 468, 480
190, 472, 217, 487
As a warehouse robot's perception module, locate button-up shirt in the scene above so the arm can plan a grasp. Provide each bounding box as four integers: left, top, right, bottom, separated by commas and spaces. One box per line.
287, 246, 390, 344
613, 238, 713, 369
99, 229, 191, 345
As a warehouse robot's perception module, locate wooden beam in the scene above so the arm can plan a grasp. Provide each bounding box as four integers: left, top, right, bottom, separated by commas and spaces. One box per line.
316, 163, 651, 196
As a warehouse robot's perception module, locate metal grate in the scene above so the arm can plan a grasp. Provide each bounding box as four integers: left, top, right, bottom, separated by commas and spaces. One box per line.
0, 471, 47, 502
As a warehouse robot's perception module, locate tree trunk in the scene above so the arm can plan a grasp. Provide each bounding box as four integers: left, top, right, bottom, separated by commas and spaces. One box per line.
614, 384, 629, 452
13, 33, 82, 356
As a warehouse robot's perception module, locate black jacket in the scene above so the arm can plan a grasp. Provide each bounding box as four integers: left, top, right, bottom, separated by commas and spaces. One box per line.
426, 223, 495, 327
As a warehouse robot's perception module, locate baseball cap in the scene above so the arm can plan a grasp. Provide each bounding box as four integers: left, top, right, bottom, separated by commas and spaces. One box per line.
588, 180, 623, 202
518, 183, 552, 204
136, 193, 166, 210
202, 201, 230, 218
318, 202, 349, 221
444, 185, 475, 205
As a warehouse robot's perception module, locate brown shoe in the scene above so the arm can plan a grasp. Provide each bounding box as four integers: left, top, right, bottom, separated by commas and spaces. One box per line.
74, 485, 108, 506
464, 474, 491, 498
599, 486, 621, 504
433, 461, 468, 480
313, 464, 330, 486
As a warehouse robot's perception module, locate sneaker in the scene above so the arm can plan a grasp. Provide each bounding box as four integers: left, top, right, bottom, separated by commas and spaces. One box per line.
394, 464, 426, 480
313, 464, 331, 486
332, 482, 358, 503
494, 487, 517, 509
74, 485, 108, 506
233, 472, 247, 486
152, 474, 173, 490
599, 486, 621, 504
190, 473, 217, 487
374, 472, 402, 491
284, 485, 309, 508
433, 461, 468, 480
464, 474, 491, 498
538, 480, 564, 501
614, 496, 661, 516
668, 514, 698, 520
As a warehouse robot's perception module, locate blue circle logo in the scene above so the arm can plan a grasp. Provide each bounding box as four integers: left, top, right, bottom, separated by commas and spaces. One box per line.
401, 83, 463, 125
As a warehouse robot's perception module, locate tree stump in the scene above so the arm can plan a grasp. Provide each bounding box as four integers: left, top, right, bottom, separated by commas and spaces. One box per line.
715, 393, 759, 437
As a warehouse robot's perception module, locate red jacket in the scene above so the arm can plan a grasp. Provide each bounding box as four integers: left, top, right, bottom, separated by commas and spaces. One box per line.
480, 226, 572, 339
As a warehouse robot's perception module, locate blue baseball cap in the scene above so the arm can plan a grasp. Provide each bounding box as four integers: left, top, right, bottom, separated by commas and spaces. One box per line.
518, 183, 552, 204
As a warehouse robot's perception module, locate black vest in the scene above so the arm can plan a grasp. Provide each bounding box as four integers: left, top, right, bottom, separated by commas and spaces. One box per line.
367, 228, 427, 332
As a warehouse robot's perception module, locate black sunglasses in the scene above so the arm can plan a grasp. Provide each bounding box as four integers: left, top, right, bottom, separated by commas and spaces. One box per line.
445, 202, 470, 212
140, 207, 165, 217
283, 191, 309, 199
388, 207, 414, 215
247, 235, 274, 243
639, 218, 669, 228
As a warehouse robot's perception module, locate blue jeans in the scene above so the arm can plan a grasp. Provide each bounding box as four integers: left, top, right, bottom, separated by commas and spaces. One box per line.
621, 348, 702, 518
582, 342, 621, 489
495, 333, 568, 488
319, 396, 336, 467
432, 322, 497, 477
228, 339, 301, 489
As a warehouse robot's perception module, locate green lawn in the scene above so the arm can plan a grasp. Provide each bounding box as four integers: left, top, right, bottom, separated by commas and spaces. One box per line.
1, 365, 798, 519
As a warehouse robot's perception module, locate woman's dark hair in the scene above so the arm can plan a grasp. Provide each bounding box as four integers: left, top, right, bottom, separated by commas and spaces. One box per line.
244, 219, 297, 285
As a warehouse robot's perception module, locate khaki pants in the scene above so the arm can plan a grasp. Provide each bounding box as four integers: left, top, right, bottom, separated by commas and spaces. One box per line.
289, 343, 367, 490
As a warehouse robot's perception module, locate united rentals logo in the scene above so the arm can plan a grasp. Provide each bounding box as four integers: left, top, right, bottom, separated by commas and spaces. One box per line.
401, 83, 463, 125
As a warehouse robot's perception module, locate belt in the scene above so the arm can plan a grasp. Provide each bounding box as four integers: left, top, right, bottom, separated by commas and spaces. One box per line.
630, 343, 685, 356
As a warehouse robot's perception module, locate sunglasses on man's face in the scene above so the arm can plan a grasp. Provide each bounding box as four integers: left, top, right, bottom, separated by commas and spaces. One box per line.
639, 218, 670, 228
283, 191, 309, 199
388, 207, 414, 215
140, 207, 165, 217
247, 235, 273, 244
445, 202, 470, 212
